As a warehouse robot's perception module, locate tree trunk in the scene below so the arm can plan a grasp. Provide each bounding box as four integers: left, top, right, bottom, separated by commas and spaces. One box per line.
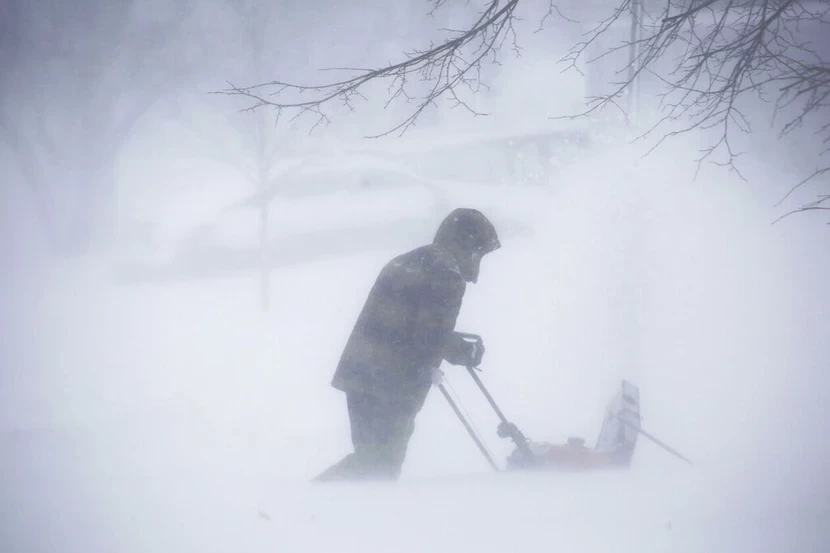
626, 0, 643, 126
258, 165, 270, 312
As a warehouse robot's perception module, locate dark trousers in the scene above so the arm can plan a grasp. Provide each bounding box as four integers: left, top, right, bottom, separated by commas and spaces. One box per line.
314, 386, 429, 482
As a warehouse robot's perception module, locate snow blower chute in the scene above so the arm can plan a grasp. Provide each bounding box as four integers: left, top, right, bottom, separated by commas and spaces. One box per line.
437, 334, 693, 472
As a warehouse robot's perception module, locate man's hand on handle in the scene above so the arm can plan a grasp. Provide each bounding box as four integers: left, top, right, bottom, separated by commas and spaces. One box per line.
444, 332, 485, 368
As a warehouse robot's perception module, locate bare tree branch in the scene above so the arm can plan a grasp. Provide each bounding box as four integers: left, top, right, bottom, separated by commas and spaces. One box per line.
216, 0, 830, 223
772, 191, 830, 223
215, 0, 521, 138
535, 1, 579, 33
559, 0, 830, 221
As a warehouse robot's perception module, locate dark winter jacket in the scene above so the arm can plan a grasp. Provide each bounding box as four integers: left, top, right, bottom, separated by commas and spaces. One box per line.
331, 244, 467, 401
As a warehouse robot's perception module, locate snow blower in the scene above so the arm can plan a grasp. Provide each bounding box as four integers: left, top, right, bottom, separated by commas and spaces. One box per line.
438, 333, 693, 472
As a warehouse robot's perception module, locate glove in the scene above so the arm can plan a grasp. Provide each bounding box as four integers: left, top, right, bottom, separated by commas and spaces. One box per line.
443, 332, 485, 367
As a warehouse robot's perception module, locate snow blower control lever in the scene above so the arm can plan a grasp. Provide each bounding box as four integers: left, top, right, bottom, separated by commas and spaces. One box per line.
458, 333, 535, 463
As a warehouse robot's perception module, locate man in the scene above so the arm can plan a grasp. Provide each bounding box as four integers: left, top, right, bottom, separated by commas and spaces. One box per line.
314, 208, 501, 482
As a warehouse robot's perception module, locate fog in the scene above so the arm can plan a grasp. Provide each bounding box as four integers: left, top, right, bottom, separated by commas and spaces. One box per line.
2, 1, 829, 552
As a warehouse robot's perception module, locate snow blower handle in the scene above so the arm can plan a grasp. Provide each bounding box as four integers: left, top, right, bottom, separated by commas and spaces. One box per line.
465, 366, 530, 448
455, 340, 534, 459
436, 382, 500, 472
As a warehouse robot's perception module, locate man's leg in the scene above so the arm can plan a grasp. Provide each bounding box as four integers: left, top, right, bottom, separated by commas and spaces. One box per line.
348, 382, 433, 480
313, 385, 429, 482
312, 391, 371, 482
312, 391, 396, 482
345, 391, 413, 480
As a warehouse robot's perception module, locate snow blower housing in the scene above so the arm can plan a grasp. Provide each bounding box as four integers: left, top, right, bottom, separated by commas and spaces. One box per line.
503, 380, 641, 471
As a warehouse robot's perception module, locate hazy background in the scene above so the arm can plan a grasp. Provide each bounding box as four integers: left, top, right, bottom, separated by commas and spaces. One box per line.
2, 1, 829, 552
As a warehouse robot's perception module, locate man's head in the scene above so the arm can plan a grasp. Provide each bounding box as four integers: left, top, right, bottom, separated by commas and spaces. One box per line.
433, 208, 501, 283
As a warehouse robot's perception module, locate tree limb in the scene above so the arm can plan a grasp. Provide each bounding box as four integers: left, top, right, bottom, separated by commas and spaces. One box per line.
560, 0, 830, 220
215, 0, 521, 138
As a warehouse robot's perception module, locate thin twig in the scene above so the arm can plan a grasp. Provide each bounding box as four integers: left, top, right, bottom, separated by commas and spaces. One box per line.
215, 0, 521, 138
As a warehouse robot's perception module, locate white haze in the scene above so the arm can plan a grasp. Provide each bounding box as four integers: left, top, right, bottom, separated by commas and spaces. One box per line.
2, 1, 829, 552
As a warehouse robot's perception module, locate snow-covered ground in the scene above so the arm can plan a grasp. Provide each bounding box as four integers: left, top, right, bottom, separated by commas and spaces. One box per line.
2, 137, 829, 553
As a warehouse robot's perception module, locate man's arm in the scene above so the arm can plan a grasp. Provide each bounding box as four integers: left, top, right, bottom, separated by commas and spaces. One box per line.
410, 266, 467, 360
